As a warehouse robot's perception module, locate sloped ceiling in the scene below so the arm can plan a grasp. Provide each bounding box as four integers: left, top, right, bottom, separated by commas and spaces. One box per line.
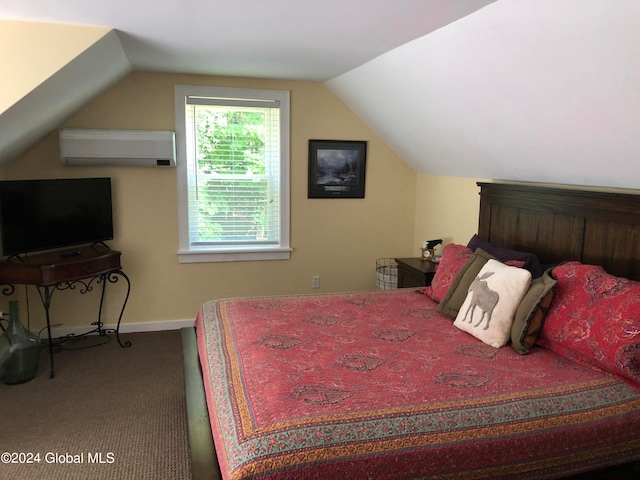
0, 21, 131, 166
0, 0, 496, 81
0, 0, 495, 168
328, 0, 640, 189
1, 0, 639, 191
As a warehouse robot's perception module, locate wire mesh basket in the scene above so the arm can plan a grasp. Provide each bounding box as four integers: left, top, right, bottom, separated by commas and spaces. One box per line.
376, 258, 398, 290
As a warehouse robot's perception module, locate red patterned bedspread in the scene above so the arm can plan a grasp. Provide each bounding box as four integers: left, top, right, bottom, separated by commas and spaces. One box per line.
195, 289, 640, 479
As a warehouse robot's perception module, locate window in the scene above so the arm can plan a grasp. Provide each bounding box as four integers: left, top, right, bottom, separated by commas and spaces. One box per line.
175, 85, 290, 262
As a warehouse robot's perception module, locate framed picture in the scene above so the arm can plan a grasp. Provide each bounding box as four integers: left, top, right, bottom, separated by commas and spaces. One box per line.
308, 140, 367, 198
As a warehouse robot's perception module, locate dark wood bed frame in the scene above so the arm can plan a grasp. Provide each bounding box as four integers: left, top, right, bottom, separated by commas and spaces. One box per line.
477, 181, 640, 281
181, 181, 640, 480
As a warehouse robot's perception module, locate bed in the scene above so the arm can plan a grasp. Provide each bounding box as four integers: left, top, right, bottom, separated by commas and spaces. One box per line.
182, 181, 640, 479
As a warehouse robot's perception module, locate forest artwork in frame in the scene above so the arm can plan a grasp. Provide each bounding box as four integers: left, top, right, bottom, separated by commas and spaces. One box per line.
308, 140, 367, 198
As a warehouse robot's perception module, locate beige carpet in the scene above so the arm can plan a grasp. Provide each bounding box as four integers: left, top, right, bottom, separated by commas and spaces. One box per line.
0, 330, 191, 480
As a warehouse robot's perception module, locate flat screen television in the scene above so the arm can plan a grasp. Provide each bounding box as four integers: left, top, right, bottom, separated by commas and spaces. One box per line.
0, 177, 114, 257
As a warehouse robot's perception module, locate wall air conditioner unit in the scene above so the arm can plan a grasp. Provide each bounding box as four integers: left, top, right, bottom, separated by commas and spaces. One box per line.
59, 129, 176, 167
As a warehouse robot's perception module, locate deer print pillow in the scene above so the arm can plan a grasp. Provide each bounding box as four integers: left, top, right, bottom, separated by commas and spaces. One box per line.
453, 259, 532, 348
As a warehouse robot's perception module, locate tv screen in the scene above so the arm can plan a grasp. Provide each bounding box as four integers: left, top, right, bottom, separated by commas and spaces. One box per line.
0, 178, 114, 257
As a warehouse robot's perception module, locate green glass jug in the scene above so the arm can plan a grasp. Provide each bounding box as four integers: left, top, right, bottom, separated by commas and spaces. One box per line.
0, 300, 41, 384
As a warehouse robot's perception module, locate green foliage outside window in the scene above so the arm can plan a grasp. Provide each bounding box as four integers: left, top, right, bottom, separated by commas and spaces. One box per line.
194, 107, 271, 242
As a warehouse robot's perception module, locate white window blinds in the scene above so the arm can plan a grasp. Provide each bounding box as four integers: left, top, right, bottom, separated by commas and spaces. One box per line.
175, 85, 291, 262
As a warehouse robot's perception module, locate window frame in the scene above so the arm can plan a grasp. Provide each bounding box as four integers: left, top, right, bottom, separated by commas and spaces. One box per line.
174, 85, 291, 263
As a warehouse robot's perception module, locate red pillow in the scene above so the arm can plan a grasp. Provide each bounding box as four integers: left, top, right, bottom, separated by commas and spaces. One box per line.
420, 244, 473, 303
538, 262, 640, 387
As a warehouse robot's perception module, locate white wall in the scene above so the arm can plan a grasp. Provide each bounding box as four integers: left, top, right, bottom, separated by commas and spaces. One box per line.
328, 0, 640, 190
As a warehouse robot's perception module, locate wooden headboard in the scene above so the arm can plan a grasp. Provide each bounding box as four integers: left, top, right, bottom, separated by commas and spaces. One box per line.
477, 182, 640, 281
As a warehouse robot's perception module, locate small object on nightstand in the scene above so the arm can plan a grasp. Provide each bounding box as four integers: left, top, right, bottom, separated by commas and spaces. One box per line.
420, 247, 433, 260
420, 239, 442, 260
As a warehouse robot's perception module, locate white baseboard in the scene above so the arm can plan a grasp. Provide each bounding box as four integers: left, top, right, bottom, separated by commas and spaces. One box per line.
49, 319, 194, 338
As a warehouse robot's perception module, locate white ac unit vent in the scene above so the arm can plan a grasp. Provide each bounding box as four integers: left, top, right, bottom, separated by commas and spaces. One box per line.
59, 129, 176, 167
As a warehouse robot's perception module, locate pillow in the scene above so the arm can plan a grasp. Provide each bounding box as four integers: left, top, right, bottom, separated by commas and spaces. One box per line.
454, 259, 532, 348
510, 269, 556, 354
437, 248, 495, 318
421, 244, 473, 303
467, 234, 543, 278
538, 262, 640, 386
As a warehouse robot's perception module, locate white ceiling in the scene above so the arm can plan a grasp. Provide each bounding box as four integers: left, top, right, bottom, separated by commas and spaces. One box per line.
0, 0, 496, 81
2, 0, 640, 191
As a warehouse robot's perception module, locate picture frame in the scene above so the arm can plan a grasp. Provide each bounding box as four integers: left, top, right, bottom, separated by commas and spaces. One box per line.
308, 140, 367, 198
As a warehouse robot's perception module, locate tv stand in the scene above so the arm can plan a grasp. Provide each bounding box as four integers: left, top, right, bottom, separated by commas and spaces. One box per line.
0, 244, 131, 378
59, 249, 83, 258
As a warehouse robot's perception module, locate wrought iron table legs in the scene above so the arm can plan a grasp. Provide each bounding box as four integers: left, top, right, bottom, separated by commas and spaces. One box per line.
36, 269, 131, 378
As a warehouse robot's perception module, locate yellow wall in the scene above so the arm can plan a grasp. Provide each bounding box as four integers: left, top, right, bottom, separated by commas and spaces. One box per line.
413, 175, 487, 256
0, 21, 110, 113
2, 72, 418, 330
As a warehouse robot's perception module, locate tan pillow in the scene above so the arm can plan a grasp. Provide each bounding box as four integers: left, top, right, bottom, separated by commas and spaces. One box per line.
454, 259, 532, 348
437, 248, 495, 318
510, 270, 556, 354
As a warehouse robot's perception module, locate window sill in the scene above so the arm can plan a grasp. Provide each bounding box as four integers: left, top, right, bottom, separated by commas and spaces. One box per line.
178, 247, 292, 263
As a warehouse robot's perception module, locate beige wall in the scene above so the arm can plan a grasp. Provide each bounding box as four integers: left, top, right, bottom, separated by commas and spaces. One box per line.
2, 72, 418, 330
0, 21, 110, 114
413, 175, 487, 256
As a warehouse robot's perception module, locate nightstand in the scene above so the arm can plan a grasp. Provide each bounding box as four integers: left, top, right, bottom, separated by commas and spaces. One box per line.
394, 257, 438, 288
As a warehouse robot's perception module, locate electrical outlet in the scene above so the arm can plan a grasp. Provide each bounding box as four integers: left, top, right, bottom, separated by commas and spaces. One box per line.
312, 275, 320, 288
